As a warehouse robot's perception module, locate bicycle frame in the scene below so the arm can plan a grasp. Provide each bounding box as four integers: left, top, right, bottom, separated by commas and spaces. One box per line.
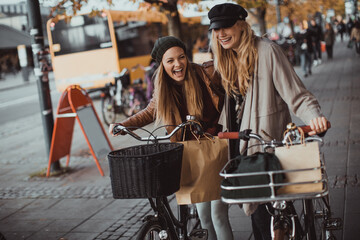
218, 123, 342, 240
113, 118, 207, 240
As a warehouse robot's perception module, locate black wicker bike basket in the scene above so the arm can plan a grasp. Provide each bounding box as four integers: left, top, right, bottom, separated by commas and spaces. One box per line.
108, 143, 184, 199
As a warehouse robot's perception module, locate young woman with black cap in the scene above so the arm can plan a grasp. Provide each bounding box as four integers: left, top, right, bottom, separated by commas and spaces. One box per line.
109, 36, 234, 240
207, 3, 329, 240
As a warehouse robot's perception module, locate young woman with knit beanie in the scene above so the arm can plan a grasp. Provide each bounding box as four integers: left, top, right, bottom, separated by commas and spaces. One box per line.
109, 36, 234, 240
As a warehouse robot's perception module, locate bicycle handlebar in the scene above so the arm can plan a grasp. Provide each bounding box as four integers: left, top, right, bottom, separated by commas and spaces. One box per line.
113, 117, 203, 142
218, 122, 331, 140
218, 122, 330, 151
112, 68, 129, 78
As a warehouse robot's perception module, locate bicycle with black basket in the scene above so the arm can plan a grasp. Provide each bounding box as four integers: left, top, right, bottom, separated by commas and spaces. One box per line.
218, 123, 342, 240
108, 116, 208, 240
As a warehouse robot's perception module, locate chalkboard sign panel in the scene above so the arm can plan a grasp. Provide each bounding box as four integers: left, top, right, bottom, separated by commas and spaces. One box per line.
77, 106, 111, 160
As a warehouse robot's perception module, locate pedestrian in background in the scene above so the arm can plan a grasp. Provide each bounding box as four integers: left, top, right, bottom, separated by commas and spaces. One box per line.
109, 36, 234, 240
295, 20, 314, 77
208, 3, 329, 239
309, 19, 323, 65
324, 22, 335, 59
346, 17, 354, 38
350, 20, 360, 54
337, 19, 346, 42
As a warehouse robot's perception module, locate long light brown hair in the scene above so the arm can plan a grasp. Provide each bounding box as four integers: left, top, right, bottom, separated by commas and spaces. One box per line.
153, 57, 203, 126
211, 20, 258, 96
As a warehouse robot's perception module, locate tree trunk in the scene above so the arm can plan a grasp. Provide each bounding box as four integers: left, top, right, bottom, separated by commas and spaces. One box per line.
257, 7, 267, 36
165, 0, 182, 39
166, 11, 182, 38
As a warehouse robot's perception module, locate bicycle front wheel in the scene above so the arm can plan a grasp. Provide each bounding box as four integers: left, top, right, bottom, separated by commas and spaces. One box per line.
302, 196, 337, 240
101, 94, 116, 125
313, 196, 339, 240
136, 219, 172, 240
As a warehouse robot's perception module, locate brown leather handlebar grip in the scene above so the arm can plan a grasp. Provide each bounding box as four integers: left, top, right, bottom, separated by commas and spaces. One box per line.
299, 121, 331, 133
218, 132, 239, 139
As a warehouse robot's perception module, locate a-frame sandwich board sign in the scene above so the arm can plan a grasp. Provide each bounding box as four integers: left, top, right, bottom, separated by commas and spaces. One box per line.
47, 85, 113, 177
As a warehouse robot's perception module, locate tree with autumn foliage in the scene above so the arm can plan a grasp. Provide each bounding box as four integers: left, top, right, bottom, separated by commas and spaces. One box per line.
142, 0, 184, 38
47, 0, 199, 39
265, 0, 345, 37
142, 0, 269, 36
232, 0, 268, 35
47, 0, 346, 40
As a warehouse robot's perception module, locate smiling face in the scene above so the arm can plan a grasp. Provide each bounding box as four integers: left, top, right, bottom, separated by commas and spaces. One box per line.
162, 46, 187, 82
213, 20, 242, 50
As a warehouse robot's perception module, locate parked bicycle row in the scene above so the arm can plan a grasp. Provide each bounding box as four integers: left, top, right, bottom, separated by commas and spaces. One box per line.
100, 61, 158, 125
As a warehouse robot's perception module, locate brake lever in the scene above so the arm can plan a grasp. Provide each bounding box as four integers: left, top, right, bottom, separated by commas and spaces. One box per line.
239, 129, 252, 141
113, 125, 142, 140
113, 125, 123, 135
305, 136, 323, 143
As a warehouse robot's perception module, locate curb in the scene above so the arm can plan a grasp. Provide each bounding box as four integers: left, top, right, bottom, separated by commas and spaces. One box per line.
0, 80, 37, 92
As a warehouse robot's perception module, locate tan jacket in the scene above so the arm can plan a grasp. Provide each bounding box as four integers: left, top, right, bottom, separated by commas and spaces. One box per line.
220, 37, 323, 215
120, 62, 224, 142
351, 27, 360, 42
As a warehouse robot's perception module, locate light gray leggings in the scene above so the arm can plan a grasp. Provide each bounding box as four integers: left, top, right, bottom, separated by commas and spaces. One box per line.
195, 200, 234, 240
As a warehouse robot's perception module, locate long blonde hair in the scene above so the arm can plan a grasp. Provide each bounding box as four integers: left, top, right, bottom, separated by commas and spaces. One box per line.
153, 58, 203, 126
211, 20, 258, 96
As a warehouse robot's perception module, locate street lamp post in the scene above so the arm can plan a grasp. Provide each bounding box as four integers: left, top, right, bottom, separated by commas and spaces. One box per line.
26, 0, 61, 173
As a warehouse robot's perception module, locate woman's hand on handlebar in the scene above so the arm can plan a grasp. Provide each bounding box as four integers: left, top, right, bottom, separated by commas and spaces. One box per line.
308, 116, 329, 136
109, 123, 126, 136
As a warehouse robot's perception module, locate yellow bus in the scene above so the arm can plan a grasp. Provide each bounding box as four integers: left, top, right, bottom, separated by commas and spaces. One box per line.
47, 9, 206, 92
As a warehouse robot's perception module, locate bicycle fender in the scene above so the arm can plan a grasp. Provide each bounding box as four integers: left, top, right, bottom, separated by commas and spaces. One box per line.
142, 215, 158, 223
142, 215, 168, 229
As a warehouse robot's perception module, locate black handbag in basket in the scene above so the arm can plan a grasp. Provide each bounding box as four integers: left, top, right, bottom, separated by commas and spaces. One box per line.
221, 152, 285, 199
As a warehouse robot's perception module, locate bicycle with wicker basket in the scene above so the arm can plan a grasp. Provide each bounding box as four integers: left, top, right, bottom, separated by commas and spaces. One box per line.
218, 123, 342, 240
108, 116, 207, 240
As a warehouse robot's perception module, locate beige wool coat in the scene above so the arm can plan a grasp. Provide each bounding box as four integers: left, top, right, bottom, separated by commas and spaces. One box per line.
219, 36, 324, 215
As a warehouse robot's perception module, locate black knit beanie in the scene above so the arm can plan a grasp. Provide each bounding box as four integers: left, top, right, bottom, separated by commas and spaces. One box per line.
151, 36, 186, 64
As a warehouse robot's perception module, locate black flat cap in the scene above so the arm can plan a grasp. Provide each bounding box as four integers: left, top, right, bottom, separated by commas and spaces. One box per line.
208, 3, 248, 30
151, 36, 186, 64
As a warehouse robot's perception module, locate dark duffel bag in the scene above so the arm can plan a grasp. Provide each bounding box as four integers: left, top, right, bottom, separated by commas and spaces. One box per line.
221, 152, 284, 199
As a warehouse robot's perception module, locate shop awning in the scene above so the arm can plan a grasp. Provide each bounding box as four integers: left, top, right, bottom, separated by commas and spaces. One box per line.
0, 24, 31, 49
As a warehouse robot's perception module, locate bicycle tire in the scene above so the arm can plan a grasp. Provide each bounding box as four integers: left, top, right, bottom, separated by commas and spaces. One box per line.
300, 199, 315, 240
273, 228, 287, 240
136, 219, 172, 240
0, 232, 6, 240
101, 94, 116, 126
313, 196, 337, 240
300, 197, 336, 240
272, 201, 303, 240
